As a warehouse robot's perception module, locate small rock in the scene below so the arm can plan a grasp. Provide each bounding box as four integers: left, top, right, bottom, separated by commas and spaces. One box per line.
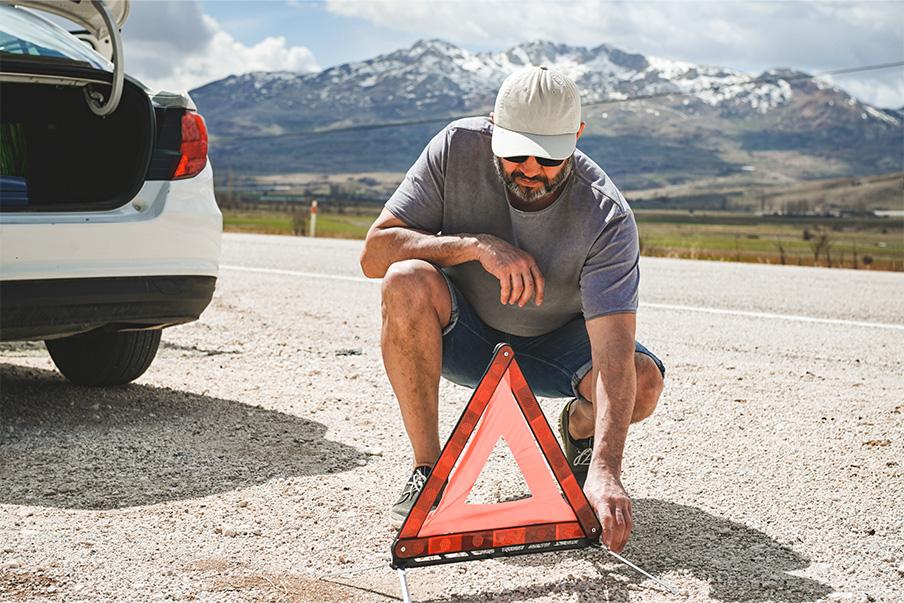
356, 459, 367, 466
364, 447, 383, 457
223, 528, 238, 537
2, 560, 22, 570
896, 564, 904, 576
338, 554, 351, 564
238, 500, 249, 508
862, 439, 891, 447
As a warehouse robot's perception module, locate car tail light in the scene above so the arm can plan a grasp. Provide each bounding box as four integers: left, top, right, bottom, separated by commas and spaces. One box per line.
172, 112, 208, 179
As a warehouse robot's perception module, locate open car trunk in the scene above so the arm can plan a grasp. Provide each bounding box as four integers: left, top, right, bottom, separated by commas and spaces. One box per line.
0, 77, 154, 212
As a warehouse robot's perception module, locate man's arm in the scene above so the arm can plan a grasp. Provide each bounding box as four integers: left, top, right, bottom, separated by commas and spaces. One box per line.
584, 311, 637, 553
360, 208, 545, 307
359, 208, 481, 277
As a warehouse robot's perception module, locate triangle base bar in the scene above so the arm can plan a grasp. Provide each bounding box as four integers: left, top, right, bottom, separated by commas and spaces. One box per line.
393, 520, 587, 568
392, 534, 595, 570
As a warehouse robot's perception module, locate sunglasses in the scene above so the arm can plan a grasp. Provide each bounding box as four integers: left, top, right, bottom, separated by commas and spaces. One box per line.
502, 155, 566, 167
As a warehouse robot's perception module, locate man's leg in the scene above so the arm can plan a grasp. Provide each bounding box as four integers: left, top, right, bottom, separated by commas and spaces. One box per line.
568, 352, 664, 439
380, 259, 453, 468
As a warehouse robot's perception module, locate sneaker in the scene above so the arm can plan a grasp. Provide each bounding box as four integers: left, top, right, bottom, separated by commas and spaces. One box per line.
558, 398, 594, 488
390, 466, 432, 529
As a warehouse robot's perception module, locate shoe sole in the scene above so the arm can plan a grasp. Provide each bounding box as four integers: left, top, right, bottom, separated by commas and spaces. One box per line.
390, 510, 406, 530
390, 494, 445, 531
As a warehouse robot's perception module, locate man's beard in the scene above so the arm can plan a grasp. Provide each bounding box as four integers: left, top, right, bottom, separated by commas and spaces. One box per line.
494, 156, 574, 204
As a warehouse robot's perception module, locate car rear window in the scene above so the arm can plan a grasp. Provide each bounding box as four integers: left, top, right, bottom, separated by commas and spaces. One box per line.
0, 5, 108, 69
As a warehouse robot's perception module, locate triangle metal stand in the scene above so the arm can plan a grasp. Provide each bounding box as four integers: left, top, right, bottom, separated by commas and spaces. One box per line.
398, 568, 412, 603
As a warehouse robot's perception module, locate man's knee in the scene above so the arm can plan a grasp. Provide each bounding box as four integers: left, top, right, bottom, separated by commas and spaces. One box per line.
381, 260, 452, 326
574, 352, 663, 423
632, 353, 663, 423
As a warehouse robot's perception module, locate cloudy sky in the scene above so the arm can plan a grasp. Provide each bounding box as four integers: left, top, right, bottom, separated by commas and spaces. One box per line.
119, 0, 904, 107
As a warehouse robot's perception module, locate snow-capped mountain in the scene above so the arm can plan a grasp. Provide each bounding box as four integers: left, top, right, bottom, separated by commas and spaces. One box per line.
191, 39, 902, 186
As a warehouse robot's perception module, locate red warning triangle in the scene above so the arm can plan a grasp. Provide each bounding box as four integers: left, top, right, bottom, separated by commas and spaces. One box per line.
392, 344, 601, 569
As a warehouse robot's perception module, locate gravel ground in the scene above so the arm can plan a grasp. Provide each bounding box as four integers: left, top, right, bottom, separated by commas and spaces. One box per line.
1, 233, 902, 602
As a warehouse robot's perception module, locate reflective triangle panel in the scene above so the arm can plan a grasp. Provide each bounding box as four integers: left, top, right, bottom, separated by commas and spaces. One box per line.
392, 343, 601, 568
418, 371, 576, 536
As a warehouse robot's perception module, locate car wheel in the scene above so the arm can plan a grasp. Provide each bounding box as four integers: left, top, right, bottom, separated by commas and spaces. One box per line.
45, 329, 162, 386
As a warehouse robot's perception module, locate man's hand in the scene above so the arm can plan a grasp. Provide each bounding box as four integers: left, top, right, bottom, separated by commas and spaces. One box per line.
475, 234, 545, 307
584, 469, 633, 553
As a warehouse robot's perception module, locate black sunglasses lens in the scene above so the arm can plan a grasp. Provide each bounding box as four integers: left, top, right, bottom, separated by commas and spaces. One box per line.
537, 157, 565, 167
503, 155, 565, 167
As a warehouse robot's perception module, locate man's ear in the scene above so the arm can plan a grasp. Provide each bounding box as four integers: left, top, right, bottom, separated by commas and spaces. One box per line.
489, 111, 495, 124
576, 122, 586, 139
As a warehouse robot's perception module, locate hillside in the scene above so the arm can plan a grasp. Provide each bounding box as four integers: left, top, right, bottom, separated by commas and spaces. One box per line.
192, 39, 903, 189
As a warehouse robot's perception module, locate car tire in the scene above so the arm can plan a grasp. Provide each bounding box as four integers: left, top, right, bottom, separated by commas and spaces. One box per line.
45, 329, 162, 386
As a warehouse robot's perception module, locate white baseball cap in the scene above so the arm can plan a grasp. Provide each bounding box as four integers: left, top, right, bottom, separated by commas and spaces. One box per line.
491, 66, 582, 161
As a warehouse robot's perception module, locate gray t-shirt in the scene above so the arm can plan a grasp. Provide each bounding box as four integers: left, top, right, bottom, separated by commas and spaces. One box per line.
385, 116, 639, 337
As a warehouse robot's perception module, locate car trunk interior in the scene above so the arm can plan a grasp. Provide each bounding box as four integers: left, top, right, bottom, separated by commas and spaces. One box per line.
0, 79, 154, 211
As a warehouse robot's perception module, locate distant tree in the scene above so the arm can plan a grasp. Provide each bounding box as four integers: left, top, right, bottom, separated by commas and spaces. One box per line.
809, 227, 833, 266
214, 170, 242, 210
292, 209, 308, 236
775, 238, 787, 265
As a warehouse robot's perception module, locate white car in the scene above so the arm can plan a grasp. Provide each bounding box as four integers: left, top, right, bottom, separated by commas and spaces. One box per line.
0, 0, 222, 385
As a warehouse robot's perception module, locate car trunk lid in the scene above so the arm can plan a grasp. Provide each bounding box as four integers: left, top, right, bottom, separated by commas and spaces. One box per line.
2, 0, 128, 115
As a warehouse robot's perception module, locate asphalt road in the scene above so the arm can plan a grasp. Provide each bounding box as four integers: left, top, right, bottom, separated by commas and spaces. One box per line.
2, 232, 902, 602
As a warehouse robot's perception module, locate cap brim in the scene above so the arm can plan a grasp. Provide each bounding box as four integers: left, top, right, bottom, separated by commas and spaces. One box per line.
491, 124, 576, 160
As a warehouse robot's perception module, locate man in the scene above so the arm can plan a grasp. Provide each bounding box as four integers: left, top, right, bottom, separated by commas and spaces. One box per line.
359, 66, 665, 553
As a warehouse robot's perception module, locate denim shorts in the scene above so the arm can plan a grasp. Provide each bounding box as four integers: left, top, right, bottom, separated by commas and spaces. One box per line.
439, 272, 665, 401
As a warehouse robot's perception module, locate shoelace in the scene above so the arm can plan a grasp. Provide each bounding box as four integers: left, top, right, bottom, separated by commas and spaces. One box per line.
400, 469, 429, 501
573, 447, 593, 467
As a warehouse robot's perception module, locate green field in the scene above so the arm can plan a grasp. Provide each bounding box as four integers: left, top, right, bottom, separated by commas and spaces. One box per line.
222, 210, 375, 238
634, 210, 903, 270
223, 208, 903, 271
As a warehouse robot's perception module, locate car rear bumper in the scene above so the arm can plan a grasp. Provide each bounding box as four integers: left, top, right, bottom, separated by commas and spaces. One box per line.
0, 163, 222, 281
0, 163, 222, 340
0, 274, 216, 341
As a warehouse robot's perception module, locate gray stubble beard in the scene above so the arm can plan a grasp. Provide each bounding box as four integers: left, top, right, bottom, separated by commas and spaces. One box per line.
493, 156, 574, 204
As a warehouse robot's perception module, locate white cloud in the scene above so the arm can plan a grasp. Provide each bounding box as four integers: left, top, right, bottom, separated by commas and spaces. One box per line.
324, 0, 904, 107
122, 1, 319, 93
821, 73, 904, 110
